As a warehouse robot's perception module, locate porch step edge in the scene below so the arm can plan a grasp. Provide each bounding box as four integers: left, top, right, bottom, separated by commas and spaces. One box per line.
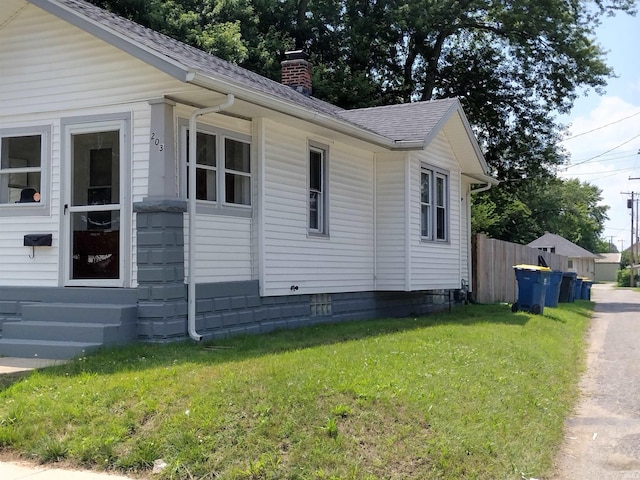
0, 339, 102, 360
2, 321, 135, 344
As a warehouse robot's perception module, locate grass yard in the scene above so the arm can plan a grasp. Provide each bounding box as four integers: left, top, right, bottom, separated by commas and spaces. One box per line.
0, 301, 593, 479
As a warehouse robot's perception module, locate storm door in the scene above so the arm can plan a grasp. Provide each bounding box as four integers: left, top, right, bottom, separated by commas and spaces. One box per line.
63, 124, 125, 286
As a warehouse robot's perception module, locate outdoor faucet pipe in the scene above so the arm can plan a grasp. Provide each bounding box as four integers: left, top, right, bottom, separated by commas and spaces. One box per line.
187, 94, 235, 342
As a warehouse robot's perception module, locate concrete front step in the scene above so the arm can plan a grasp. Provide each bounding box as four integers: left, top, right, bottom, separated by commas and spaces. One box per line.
0, 302, 139, 359
21, 303, 137, 324
0, 339, 102, 360
2, 321, 137, 345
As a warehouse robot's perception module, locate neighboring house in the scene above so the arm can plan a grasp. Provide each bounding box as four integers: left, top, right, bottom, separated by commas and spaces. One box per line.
0, 0, 496, 359
527, 232, 596, 279
594, 253, 621, 282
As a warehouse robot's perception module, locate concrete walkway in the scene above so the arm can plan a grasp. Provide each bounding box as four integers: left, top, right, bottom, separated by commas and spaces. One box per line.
552, 283, 640, 479
0, 357, 64, 375
0, 460, 140, 480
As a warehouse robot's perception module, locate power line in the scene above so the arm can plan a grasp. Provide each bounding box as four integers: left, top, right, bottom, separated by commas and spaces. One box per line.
566, 167, 634, 176
562, 150, 639, 166
561, 110, 640, 142
564, 132, 640, 169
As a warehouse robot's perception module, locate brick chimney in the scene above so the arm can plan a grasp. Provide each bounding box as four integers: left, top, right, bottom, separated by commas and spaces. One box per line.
281, 50, 312, 96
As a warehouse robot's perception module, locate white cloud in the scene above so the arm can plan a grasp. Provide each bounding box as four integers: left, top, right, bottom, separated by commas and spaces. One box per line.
560, 96, 640, 250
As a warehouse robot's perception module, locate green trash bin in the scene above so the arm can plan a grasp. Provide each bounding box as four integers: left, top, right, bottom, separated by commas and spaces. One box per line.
512, 265, 551, 315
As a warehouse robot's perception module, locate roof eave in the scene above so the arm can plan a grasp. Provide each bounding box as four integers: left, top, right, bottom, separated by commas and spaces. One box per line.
189, 72, 397, 149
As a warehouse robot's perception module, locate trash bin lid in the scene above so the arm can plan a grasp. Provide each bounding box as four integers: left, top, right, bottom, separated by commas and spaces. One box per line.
513, 264, 551, 271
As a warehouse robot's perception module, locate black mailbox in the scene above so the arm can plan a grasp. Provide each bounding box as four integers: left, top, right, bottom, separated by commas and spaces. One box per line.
24, 234, 53, 247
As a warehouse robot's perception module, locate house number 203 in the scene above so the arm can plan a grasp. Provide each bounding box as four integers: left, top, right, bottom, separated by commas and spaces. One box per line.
150, 132, 164, 152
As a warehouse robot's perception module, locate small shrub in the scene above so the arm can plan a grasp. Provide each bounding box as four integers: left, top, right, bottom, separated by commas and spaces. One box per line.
617, 269, 639, 287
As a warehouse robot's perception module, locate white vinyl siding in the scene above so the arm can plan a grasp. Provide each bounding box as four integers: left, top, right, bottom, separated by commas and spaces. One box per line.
409, 132, 464, 290
184, 215, 253, 283
375, 153, 408, 290
261, 120, 374, 296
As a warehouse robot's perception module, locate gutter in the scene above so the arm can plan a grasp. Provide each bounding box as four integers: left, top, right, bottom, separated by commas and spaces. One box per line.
463, 172, 499, 194
187, 94, 235, 342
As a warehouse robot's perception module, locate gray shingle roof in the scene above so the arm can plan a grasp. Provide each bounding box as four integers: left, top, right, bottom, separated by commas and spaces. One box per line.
527, 232, 596, 258
339, 99, 459, 143
595, 253, 621, 263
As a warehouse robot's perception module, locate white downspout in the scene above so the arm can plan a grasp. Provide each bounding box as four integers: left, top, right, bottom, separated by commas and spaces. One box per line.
187, 94, 235, 341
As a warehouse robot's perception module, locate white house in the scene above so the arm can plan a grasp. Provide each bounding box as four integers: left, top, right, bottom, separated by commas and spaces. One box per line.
0, 0, 496, 358
527, 232, 596, 280
594, 253, 620, 283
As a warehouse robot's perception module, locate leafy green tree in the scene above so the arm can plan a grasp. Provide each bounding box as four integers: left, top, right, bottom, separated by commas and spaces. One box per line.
472, 177, 609, 252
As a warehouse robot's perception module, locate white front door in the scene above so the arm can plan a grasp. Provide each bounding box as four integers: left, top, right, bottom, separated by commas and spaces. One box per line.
63, 120, 128, 286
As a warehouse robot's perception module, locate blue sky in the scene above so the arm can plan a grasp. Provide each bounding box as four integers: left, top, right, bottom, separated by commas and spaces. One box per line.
559, 9, 640, 252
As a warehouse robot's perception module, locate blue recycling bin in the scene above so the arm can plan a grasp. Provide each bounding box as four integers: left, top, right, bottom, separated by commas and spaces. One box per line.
545, 271, 563, 307
573, 277, 583, 301
512, 265, 551, 315
581, 280, 593, 300
559, 272, 577, 302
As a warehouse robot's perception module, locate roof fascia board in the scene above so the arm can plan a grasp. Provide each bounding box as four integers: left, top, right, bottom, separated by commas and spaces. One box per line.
462, 172, 500, 186
422, 100, 459, 147
455, 103, 491, 172
28, 0, 192, 82
189, 72, 397, 150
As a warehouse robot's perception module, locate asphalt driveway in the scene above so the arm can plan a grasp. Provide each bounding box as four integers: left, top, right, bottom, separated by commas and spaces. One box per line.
552, 283, 640, 479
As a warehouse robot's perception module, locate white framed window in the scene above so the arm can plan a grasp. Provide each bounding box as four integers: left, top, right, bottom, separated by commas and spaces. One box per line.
0, 126, 50, 216
421, 164, 449, 242
225, 138, 251, 205
309, 142, 328, 235
188, 130, 217, 202
420, 169, 432, 238
181, 120, 251, 215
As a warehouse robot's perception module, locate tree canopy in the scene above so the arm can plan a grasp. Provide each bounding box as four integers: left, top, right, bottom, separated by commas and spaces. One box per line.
89, 0, 635, 251
472, 177, 609, 252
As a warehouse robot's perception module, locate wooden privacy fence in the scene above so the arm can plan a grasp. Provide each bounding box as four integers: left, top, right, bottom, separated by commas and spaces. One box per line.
472, 233, 568, 304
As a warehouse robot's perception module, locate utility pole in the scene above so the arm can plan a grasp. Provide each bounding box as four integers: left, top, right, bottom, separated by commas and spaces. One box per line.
632, 193, 635, 288
625, 180, 640, 286
623, 190, 636, 287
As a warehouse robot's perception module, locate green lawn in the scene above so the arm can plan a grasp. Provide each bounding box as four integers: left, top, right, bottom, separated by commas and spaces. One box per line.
0, 301, 592, 479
